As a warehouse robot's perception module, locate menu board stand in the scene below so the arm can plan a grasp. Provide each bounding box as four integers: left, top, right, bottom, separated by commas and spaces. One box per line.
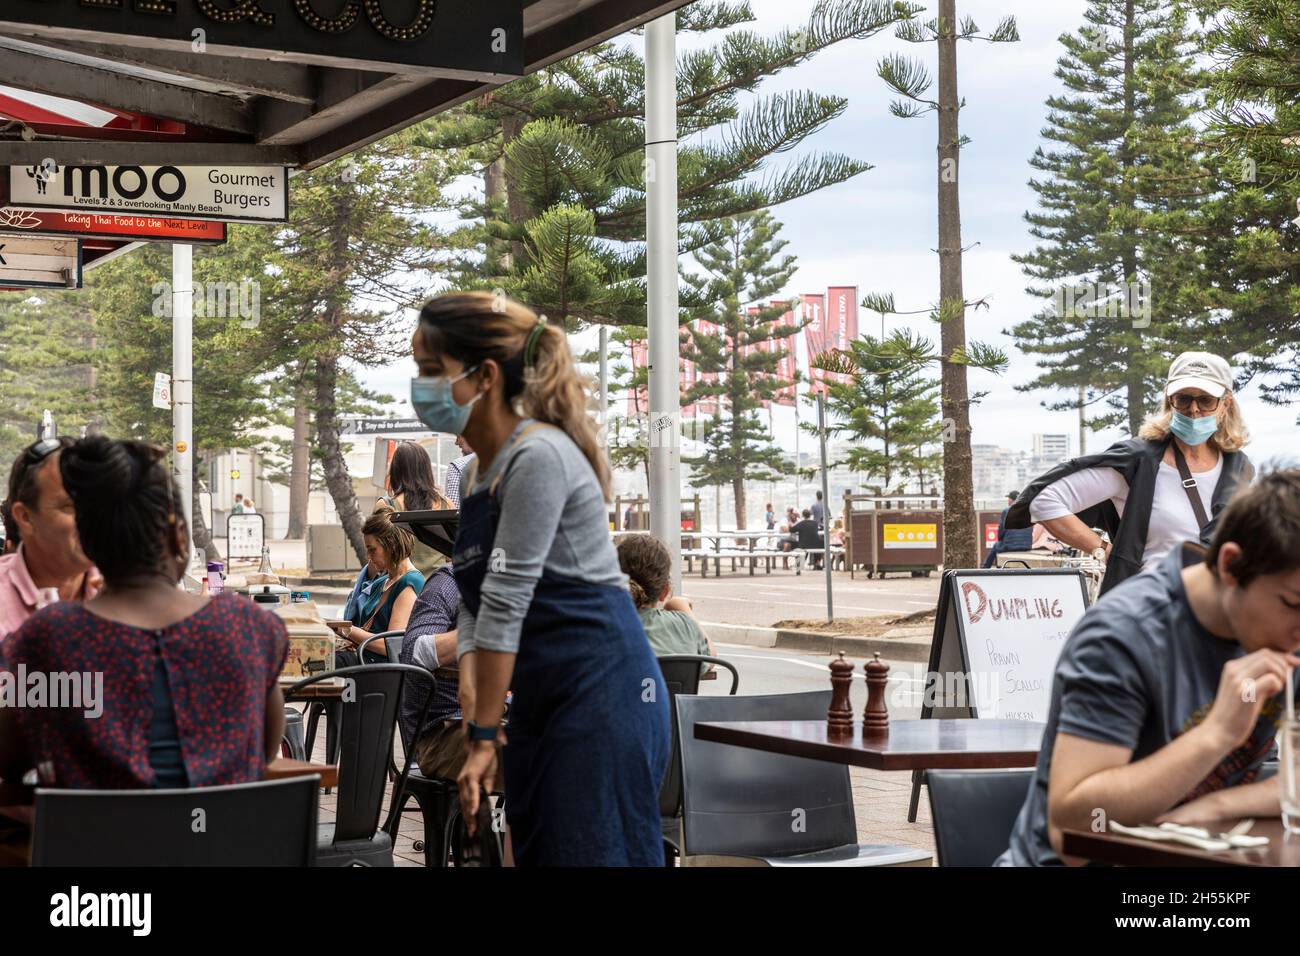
907, 568, 1091, 822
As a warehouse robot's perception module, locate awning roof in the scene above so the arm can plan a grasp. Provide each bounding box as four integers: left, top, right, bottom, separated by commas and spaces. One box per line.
0, 0, 691, 170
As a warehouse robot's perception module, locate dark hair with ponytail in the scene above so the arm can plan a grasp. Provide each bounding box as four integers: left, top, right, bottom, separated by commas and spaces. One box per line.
416, 292, 611, 500
59, 436, 181, 583
385, 442, 449, 512
615, 533, 672, 609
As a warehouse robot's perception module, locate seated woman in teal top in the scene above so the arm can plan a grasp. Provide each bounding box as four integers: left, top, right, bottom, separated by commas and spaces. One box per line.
338, 508, 425, 665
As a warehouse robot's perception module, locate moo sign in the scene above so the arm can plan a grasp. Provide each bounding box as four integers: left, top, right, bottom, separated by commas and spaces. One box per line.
0, 0, 523, 78
8, 165, 287, 224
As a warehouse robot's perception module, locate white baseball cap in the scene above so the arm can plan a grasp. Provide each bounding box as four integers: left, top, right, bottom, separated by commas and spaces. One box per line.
1165, 351, 1233, 399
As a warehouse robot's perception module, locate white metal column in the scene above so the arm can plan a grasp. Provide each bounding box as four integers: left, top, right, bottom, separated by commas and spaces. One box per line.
599, 324, 609, 426
172, 243, 194, 560
645, 14, 682, 591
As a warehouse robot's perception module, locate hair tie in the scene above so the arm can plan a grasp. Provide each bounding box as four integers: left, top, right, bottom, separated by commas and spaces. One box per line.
524, 315, 547, 369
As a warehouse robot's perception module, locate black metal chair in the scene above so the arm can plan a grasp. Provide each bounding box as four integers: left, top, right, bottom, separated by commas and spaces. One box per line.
362, 635, 502, 867
926, 769, 1034, 866
358, 630, 404, 664
304, 630, 404, 765
675, 690, 932, 866
32, 777, 318, 866
281, 706, 307, 761
656, 655, 739, 866
285, 664, 431, 867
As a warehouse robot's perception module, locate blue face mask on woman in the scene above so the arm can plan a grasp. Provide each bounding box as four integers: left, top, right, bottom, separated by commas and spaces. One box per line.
1170, 409, 1218, 446
411, 365, 481, 435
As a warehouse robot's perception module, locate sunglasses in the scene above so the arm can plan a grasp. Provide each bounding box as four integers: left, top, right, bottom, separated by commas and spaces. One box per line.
1170, 393, 1221, 414
24, 436, 71, 464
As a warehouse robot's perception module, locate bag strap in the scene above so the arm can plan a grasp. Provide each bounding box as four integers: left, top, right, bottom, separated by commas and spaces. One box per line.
1171, 442, 1210, 530
360, 574, 402, 632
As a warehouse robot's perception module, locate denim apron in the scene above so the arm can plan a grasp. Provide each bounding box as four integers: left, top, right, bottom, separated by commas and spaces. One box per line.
453, 425, 670, 866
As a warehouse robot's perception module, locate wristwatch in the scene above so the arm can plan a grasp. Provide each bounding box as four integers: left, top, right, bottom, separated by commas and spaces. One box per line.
1091, 547, 1107, 562
467, 720, 499, 742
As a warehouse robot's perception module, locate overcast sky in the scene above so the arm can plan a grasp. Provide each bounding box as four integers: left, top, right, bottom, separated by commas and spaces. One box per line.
360, 0, 1299, 468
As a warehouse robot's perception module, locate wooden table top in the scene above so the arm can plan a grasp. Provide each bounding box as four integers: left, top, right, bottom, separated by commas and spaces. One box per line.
694, 718, 1044, 771
1062, 818, 1300, 867
281, 679, 347, 700
265, 757, 338, 789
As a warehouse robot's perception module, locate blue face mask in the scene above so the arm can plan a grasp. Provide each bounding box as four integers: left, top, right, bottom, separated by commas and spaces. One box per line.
1170, 409, 1218, 446
411, 366, 481, 435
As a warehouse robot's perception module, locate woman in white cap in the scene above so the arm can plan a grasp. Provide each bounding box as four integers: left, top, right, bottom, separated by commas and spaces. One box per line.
1005, 351, 1254, 596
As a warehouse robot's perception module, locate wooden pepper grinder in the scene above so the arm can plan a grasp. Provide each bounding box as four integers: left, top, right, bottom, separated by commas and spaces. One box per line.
827, 652, 854, 737
862, 652, 890, 735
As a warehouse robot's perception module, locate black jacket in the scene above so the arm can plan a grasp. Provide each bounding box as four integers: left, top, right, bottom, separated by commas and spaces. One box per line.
1006, 437, 1253, 596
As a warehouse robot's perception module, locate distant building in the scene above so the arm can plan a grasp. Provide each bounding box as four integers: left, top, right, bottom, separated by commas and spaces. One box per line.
1032, 433, 1070, 464
972, 444, 1022, 498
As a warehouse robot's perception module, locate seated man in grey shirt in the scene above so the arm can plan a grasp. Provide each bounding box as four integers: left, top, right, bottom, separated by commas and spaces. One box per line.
999, 470, 1300, 866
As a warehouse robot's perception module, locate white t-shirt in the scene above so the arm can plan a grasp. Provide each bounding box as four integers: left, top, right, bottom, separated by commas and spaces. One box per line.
1029, 456, 1223, 568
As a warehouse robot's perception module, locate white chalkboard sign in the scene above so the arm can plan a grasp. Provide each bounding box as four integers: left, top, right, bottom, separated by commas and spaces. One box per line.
227, 513, 265, 560
906, 567, 1091, 821
921, 568, 1090, 723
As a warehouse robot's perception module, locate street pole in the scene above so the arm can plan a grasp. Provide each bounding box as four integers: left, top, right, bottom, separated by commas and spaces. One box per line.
645, 14, 682, 592
818, 392, 834, 622
172, 243, 194, 565
599, 325, 609, 427
1078, 383, 1086, 456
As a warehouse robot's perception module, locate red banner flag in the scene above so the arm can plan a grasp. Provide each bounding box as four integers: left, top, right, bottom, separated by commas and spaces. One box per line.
801, 293, 828, 395
771, 300, 798, 406
826, 286, 859, 357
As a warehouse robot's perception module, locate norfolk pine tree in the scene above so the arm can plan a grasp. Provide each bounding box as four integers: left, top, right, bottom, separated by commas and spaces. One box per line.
812, 335, 944, 493
681, 211, 799, 529
420, 0, 922, 332
876, 2, 1019, 568
1012, 0, 1211, 439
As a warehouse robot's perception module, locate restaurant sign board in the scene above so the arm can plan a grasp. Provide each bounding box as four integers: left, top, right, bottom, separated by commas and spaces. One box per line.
0, 206, 226, 244
0, 233, 82, 289
0, 1, 524, 79
8, 165, 287, 224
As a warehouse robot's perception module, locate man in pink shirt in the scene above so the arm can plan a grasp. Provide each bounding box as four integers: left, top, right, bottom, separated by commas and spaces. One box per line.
0, 438, 99, 639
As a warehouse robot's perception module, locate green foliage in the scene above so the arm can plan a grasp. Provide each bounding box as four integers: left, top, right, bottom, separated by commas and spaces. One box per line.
680, 212, 799, 522
813, 336, 944, 492
1202, 0, 1300, 418
1010, 0, 1214, 434
0, 291, 96, 463
424, 0, 916, 329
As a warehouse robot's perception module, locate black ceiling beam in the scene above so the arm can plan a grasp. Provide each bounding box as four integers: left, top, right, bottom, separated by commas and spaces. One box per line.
0, 33, 317, 104
0, 45, 254, 134
0, 140, 300, 166
296, 0, 693, 169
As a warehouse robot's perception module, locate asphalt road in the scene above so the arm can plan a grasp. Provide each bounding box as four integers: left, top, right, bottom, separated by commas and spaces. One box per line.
707, 642, 927, 718
680, 570, 941, 627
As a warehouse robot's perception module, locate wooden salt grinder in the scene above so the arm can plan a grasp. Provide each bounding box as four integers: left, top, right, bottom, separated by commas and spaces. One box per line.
862, 652, 890, 735
827, 652, 854, 737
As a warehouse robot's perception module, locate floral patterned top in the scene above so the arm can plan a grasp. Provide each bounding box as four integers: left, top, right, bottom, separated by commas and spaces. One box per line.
2, 592, 288, 789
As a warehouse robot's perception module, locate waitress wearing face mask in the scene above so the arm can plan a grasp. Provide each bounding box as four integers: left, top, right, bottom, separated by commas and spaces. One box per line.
1005, 352, 1254, 597
408, 292, 670, 867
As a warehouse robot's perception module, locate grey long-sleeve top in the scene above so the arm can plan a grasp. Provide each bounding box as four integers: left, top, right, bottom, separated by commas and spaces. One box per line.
455, 419, 626, 658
